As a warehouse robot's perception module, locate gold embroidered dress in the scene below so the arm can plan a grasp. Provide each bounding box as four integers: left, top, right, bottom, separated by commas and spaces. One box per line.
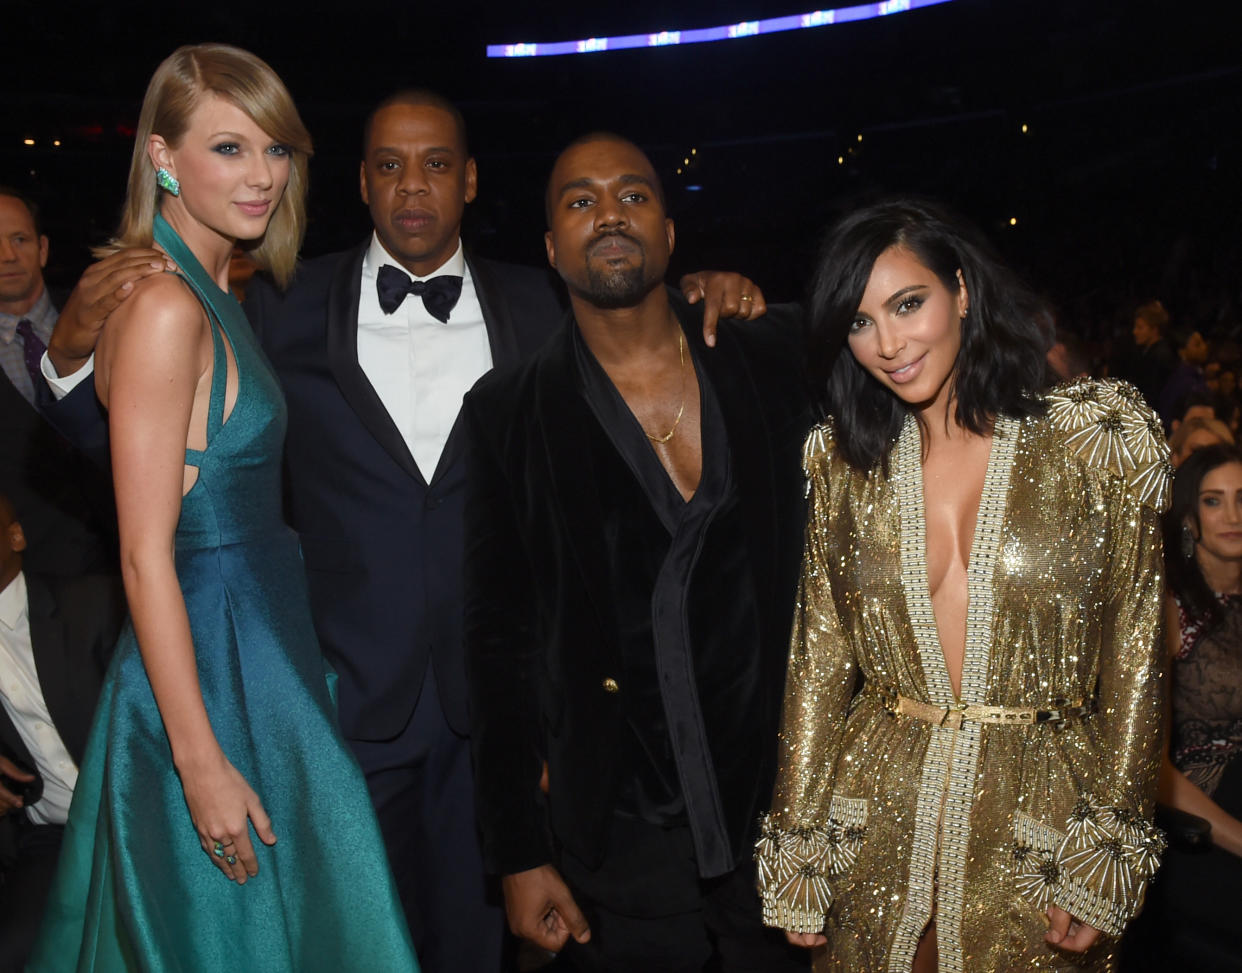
757, 380, 1170, 972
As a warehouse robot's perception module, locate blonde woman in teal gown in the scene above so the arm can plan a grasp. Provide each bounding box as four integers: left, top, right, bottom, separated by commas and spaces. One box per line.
29, 45, 417, 972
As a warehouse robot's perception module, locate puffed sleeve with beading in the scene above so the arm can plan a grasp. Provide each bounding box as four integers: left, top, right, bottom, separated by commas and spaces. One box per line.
756, 421, 865, 934
1010, 378, 1170, 935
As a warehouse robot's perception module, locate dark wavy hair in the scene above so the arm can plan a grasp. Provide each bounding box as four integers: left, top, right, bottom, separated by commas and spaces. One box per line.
1164, 443, 1242, 638
806, 198, 1052, 472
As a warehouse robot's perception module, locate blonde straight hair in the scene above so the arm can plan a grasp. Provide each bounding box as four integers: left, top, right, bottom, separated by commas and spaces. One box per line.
99, 44, 313, 287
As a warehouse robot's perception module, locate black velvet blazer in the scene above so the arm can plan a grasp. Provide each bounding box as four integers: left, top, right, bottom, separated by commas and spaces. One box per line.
463, 299, 810, 876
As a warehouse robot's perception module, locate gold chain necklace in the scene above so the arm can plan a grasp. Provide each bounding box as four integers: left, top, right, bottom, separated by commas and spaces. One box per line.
645, 330, 686, 445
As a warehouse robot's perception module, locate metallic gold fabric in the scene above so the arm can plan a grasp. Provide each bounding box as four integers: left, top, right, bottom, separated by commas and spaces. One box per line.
758, 379, 1169, 973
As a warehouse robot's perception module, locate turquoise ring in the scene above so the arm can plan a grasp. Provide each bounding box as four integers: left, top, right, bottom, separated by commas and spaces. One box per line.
212, 841, 226, 858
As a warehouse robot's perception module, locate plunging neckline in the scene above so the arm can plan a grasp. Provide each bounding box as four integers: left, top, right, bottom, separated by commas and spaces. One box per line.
895, 412, 1018, 707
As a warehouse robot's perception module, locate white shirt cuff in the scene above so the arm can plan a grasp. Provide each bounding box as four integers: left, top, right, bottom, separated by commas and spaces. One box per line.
40, 350, 95, 401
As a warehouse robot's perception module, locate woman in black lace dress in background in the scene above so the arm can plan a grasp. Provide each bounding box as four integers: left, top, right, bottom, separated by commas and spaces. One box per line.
1151, 443, 1242, 967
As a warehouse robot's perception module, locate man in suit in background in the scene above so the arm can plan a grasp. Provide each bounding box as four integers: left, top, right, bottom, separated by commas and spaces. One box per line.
463, 134, 809, 971
43, 90, 762, 971
0, 187, 116, 577
0, 494, 126, 972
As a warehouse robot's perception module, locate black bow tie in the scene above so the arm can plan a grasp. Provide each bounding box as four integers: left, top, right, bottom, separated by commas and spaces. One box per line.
377, 264, 463, 322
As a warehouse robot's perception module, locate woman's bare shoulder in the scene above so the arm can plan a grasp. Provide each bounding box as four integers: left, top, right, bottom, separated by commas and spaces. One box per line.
104, 271, 207, 349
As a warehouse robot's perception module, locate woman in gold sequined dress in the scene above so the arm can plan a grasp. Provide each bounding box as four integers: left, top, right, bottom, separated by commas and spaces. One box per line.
756, 199, 1169, 972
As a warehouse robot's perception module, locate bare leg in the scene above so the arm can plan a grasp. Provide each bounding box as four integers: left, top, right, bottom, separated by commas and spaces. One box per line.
911, 922, 938, 973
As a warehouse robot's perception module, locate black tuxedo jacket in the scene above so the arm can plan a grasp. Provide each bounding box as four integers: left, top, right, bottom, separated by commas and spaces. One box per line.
1, 371, 114, 577
249, 243, 564, 740
0, 572, 125, 861
462, 301, 811, 876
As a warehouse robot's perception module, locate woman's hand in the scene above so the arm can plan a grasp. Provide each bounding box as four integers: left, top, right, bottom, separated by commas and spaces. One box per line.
1045, 906, 1101, 952
179, 750, 277, 884
785, 931, 828, 948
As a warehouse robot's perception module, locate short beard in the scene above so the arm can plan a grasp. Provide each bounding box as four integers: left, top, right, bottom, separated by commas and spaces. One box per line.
583, 259, 649, 308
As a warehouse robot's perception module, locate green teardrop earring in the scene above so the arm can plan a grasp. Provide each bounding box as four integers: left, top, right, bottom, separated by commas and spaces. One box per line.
156, 167, 180, 197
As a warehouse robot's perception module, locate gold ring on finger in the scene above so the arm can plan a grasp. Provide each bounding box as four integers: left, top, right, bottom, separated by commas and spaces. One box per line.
739, 294, 753, 302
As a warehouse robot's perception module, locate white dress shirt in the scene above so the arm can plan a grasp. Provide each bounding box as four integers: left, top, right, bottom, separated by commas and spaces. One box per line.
0, 572, 77, 826
40, 349, 91, 401
357, 234, 493, 479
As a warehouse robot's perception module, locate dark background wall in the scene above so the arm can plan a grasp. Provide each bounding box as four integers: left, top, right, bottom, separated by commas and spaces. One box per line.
4, 0, 1237, 341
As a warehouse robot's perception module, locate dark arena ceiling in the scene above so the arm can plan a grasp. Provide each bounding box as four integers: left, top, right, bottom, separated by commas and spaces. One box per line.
5, 0, 1238, 336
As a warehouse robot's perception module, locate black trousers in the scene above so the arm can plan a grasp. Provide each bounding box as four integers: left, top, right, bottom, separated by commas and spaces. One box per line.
351, 664, 503, 973
0, 818, 63, 973
556, 815, 809, 973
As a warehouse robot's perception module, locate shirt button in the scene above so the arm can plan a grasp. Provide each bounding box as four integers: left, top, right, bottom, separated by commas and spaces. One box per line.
602, 677, 619, 694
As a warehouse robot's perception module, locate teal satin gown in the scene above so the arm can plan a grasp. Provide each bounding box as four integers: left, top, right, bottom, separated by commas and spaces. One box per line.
29, 215, 419, 972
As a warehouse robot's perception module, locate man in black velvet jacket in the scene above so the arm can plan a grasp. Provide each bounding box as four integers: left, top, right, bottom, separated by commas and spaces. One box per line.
463, 134, 810, 971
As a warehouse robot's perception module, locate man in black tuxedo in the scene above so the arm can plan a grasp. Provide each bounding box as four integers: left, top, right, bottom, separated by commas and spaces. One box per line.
43, 91, 762, 972
0, 188, 115, 578
463, 134, 810, 971
0, 495, 125, 973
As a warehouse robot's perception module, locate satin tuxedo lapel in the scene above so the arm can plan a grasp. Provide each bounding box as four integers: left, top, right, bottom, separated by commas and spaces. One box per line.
427, 253, 535, 488
324, 243, 423, 484
532, 325, 623, 661
469, 253, 524, 372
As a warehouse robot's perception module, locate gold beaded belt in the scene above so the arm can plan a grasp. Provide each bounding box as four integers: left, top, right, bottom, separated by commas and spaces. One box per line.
873, 685, 1095, 730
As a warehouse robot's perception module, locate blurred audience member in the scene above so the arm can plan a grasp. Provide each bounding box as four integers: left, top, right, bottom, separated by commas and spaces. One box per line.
228, 246, 260, 303
1046, 327, 1091, 381
1113, 298, 1176, 408
1168, 389, 1230, 436
1219, 369, 1238, 401
0, 494, 125, 972
1143, 446, 1242, 968
1205, 361, 1223, 395
1160, 328, 1211, 427
1169, 416, 1234, 467
0, 187, 116, 576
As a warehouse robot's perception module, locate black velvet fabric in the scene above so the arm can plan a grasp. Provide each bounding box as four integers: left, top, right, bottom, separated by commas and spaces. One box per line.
574, 315, 755, 876
463, 298, 810, 877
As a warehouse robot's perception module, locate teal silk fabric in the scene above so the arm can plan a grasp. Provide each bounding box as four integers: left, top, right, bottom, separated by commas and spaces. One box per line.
29, 215, 418, 972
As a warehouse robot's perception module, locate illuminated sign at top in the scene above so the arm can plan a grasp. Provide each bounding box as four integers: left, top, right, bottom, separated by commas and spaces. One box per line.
488, 0, 953, 58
